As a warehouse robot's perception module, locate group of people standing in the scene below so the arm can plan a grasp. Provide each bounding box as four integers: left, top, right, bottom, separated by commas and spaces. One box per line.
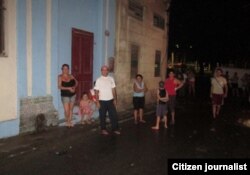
57, 63, 184, 134
224, 71, 250, 99
133, 71, 184, 130
209, 67, 250, 132
151, 67, 230, 129
151, 71, 184, 130
131, 71, 184, 130
58, 64, 120, 135
57, 63, 235, 135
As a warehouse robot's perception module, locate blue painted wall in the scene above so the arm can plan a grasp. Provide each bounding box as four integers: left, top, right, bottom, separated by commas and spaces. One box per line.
32, 0, 47, 96
0, 0, 27, 138
0, 0, 116, 138
17, 0, 27, 98
51, 0, 60, 111
56, 0, 116, 118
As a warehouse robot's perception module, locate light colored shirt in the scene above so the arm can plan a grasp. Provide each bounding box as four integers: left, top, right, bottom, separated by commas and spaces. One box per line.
94, 76, 116, 101
211, 77, 227, 94
133, 81, 145, 97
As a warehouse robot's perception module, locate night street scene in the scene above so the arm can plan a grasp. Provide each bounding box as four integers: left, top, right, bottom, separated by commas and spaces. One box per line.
1, 0, 250, 175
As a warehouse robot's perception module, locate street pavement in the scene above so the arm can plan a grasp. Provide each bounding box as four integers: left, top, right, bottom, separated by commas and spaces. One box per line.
0, 75, 250, 175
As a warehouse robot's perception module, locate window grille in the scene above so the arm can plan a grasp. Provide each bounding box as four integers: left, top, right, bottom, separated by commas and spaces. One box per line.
128, 0, 143, 21
130, 44, 139, 78
154, 50, 161, 77
153, 13, 165, 30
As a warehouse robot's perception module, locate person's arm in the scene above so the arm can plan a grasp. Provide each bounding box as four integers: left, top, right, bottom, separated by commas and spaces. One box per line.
93, 79, 100, 108
133, 82, 142, 92
166, 91, 169, 101
94, 89, 100, 108
79, 100, 83, 109
133, 83, 138, 92
71, 75, 78, 89
175, 79, 184, 91
67, 75, 78, 93
156, 89, 160, 104
210, 78, 213, 98
133, 82, 145, 93
58, 75, 70, 90
162, 91, 169, 102
112, 87, 117, 106
159, 91, 169, 102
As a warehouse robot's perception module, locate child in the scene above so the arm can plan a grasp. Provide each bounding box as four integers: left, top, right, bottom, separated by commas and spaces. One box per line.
90, 81, 97, 103
79, 92, 93, 124
152, 81, 169, 130
89, 81, 99, 121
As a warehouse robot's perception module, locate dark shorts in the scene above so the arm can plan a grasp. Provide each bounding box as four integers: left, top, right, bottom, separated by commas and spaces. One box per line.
212, 94, 224, 106
156, 103, 168, 117
168, 95, 176, 112
133, 96, 145, 110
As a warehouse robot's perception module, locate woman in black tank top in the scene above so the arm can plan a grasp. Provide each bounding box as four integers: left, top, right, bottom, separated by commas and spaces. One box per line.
58, 64, 78, 127
61, 79, 76, 97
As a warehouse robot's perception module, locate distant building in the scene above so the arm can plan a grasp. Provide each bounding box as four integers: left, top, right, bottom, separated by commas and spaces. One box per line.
114, 0, 169, 109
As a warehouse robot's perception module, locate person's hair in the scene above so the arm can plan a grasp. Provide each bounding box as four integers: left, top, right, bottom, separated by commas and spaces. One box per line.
135, 74, 143, 79
61, 64, 69, 70
166, 70, 175, 78
159, 81, 164, 88
169, 70, 175, 74
81, 92, 89, 98
101, 65, 109, 71
215, 68, 223, 73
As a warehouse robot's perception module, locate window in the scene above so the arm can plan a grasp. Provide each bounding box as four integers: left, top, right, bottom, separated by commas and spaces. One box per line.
128, 0, 143, 21
153, 13, 165, 30
154, 50, 161, 77
0, 0, 6, 56
130, 44, 139, 79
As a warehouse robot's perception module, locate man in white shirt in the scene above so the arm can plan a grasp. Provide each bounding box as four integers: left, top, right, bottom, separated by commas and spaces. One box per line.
94, 65, 120, 135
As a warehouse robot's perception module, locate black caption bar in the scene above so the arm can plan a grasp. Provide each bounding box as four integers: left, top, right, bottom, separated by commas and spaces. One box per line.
168, 159, 249, 175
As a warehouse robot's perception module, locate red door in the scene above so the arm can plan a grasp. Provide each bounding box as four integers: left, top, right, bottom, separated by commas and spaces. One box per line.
71, 28, 93, 103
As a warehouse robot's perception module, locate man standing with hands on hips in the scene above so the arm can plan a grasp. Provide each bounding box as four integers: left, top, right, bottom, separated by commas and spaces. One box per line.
94, 65, 120, 135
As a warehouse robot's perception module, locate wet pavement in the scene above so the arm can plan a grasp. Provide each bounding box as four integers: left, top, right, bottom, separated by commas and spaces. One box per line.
1, 75, 250, 175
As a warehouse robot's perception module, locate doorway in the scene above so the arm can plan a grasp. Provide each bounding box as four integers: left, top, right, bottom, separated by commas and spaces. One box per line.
71, 28, 94, 102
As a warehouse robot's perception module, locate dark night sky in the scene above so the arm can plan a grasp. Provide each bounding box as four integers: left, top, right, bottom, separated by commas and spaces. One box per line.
168, 0, 250, 66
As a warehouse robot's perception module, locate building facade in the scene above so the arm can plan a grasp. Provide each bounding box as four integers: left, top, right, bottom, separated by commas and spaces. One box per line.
0, 0, 169, 138
115, 0, 169, 110
0, 0, 116, 138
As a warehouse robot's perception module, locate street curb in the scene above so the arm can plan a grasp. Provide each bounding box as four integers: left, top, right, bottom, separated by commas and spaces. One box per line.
0, 104, 156, 154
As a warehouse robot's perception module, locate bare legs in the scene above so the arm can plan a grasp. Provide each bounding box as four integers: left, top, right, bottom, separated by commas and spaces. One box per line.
63, 102, 74, 127
152, 116, 168, 130
212, 105, 221, 119
134, 108, 146, 124
189, 83, 195, 96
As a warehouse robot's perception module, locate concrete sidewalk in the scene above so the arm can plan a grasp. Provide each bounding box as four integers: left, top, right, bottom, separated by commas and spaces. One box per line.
0, 104, 155, 156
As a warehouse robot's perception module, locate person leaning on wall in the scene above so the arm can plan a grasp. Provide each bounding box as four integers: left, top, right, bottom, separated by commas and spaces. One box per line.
58, 64, 78, 128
